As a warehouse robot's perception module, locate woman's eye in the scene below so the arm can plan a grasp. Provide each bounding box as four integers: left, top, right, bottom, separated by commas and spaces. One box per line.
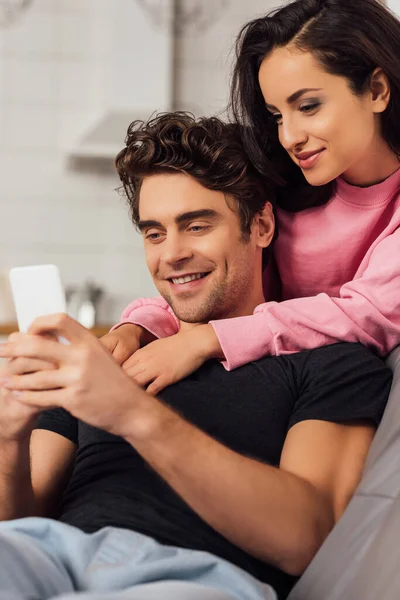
300, 102, 320, 114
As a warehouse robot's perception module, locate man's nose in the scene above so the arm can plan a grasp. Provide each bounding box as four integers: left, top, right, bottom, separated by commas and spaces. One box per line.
279, 117, 308, 153
162, 235, 194, 265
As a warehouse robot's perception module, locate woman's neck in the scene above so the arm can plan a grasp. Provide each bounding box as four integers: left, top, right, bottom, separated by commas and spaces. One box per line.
342, 138, 400, 188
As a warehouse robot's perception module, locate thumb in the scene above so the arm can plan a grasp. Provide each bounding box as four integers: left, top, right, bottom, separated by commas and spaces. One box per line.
100, 335, 127, 365
110, 341, 135, 366
99, 334, 118, 354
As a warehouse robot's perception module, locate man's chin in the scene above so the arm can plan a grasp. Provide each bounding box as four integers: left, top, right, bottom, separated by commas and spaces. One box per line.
157, 284, 223, 323
169, 304, 211, 324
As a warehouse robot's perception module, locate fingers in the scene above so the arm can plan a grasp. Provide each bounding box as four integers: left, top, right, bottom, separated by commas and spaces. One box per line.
2, 366, 71, 391
122, 353, 161, 388
6, 357, 56, 376
121, 355, 139, 374
0, 333, 70, 364
122, 356, 154, 388
146, 379, 167, 396
0, 386, 51, 412
111, 343, 136, 366
127, 368, 153, 388
7, 388, 66, 409
27, 313, 90, 345
9, 331, 58, 343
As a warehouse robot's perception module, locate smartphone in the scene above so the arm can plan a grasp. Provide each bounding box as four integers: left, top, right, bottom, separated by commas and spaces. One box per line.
9, 264, 67, 333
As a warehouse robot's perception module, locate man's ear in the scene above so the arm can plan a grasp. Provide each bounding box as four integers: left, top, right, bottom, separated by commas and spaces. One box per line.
254, 202, 275, 249
370, 68, 391, 114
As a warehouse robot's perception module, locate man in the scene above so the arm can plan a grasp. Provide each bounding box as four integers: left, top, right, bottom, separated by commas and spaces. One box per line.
0, 113, 391, 600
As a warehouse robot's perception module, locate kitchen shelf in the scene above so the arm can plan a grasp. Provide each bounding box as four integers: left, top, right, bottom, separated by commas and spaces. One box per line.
0, 324, 111, 338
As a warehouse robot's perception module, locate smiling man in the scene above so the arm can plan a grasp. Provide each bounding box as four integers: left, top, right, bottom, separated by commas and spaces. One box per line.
0, 113, 392, 600
137, 172, 271, 325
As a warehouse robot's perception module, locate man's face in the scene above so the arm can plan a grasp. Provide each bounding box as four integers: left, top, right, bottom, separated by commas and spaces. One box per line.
138, 172, 267, 324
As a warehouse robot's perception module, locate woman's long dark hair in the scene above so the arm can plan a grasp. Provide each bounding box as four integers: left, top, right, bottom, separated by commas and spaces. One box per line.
230, 0, 400, 211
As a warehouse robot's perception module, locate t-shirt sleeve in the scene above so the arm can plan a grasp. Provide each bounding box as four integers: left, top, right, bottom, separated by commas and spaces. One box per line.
34, 408, 78, 445
289, 342, 392, 431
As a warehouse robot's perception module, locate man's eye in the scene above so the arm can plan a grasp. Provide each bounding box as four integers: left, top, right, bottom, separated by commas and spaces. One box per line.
188, 225, 208, 233
146, 232, 162, 241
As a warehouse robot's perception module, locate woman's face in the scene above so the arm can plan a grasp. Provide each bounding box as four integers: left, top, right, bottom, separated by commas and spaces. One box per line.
258, 47, 392, 186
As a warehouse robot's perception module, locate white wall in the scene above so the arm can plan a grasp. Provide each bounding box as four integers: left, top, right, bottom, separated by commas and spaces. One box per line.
0, 0, 277, 326
388, 0, 400, 14
176, 0, 277, 116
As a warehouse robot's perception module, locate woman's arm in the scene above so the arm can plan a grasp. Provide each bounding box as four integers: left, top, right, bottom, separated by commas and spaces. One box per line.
211, 227, 400, 369
111, 297, 179, 339
113, 229, 400, 373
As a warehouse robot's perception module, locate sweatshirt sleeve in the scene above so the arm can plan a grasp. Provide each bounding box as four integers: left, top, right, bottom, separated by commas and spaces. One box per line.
211, 228, 400, 370
110, 296, 179, 339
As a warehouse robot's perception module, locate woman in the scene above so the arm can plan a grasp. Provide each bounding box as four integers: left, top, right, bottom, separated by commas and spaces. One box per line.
104, 0, 400, 394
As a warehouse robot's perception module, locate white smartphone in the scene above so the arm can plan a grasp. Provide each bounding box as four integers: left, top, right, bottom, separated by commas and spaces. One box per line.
9, 264, 67, 333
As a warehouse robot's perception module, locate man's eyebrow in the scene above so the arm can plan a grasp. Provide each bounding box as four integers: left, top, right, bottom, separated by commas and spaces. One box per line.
137, 210, 219, 232
265, 88, 323, 111
137, 219, 162, 232
175, 209, 219, 224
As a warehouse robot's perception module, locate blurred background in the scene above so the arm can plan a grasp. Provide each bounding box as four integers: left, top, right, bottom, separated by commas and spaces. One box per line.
0, 0, 396, 336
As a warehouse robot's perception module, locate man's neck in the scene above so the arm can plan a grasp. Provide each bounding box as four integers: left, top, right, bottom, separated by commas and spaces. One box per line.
178, 293, 266, 332
179, 321, 207, 333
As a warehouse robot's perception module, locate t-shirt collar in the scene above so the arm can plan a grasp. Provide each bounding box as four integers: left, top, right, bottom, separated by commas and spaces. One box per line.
336, 166, 400, 207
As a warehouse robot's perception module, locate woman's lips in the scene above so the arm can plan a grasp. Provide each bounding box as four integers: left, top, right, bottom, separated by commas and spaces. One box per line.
297, 149, 325, 170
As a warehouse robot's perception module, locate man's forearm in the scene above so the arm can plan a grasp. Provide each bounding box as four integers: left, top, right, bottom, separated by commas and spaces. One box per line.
124, 397, 334, 576
0, 437, 36, 520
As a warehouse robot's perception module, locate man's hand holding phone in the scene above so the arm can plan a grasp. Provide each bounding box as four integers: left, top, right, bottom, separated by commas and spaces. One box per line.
0, 264, 68, 441
0, 314, 148, 440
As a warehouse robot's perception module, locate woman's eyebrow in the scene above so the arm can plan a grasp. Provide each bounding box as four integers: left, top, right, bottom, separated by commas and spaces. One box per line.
287, 88, 322, 104
265, 88, 323, 110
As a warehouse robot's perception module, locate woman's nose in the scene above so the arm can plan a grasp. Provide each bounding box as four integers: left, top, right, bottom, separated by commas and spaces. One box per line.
279, 118, 308, 153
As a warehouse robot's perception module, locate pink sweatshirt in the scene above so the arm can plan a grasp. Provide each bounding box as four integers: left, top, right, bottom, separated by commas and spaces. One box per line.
116, 169, 400, 370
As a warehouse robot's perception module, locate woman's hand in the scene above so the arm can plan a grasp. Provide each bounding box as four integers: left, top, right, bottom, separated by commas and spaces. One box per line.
122, 324, 223, 395
100, 324, 155, 365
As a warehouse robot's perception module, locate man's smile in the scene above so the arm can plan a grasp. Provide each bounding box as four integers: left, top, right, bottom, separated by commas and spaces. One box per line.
170, 273, 209, 285
166, 272, 211, 293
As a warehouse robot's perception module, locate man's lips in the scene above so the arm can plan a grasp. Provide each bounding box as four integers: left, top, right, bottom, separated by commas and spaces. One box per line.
165, 272, 209, 283
164, 272, 211, 291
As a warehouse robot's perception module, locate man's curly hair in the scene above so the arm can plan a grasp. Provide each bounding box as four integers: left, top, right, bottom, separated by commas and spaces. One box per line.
115, 112, 276, 244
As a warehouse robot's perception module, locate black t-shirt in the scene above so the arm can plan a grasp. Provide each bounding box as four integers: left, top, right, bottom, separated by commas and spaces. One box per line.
35, 342, 391, 600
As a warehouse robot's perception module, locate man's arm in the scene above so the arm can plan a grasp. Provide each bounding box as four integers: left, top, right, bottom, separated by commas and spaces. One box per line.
1, 318, 388, 571
0, 435, 35, 520
124, 344, 389, 576
0, 427, 77, 522
0, 429, 76, 521
125, 401, 374, 576
0, 361, 77, 521
30, 429, 77, 518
